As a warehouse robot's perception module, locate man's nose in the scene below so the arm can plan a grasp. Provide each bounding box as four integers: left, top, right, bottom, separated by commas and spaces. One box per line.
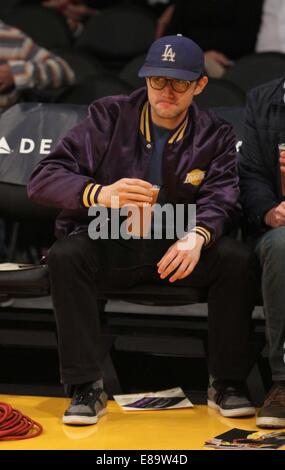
162, 81, 174, 96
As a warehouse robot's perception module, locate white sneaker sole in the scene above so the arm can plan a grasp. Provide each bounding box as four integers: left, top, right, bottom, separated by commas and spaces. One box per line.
256, 416, 285, 428
208, 399, 255, 417
63, 407, 107, 425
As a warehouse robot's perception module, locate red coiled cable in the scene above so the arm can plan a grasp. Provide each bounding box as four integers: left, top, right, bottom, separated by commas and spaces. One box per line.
0, 402, 43, 440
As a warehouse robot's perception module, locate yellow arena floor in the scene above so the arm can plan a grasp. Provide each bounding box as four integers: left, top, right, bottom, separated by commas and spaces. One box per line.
1, 394, 284, 450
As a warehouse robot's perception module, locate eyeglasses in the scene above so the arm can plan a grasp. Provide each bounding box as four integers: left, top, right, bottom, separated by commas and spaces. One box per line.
148, 76, 192, 93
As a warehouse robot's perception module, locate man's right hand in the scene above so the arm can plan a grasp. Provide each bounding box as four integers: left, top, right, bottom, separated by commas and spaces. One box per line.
264, 202, 285, 228
97, 178, 153, 208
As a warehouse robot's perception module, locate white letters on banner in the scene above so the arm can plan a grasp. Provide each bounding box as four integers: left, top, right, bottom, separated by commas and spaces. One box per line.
0, 137, 53, 155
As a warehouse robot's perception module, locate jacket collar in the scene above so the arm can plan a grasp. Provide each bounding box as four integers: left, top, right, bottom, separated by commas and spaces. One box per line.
140, 101, 189, 144
271, 77, 285, 105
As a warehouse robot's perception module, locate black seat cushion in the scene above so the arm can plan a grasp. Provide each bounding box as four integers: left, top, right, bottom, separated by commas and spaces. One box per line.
0, 264, 50, 297
0, 264, 207, 305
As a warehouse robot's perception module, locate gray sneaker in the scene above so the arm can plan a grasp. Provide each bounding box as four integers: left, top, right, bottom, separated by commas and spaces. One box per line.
63, 382, 108, 425
256, 382, 285, 428
207, 380, 255, 418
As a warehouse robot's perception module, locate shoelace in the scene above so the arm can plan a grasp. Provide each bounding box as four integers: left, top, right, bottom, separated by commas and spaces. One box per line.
213, 382, 246, 405
74, 386, 103, 407
264, 384, 285, 406
223, 386, 245, 396
0, 402, 43, 441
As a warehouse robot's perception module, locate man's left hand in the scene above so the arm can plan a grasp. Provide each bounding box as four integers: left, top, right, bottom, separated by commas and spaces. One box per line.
157, 233, 205, 283
0, 64, 14, 92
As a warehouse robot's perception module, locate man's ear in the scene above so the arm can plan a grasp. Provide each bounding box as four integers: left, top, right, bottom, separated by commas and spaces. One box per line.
193, 76, 208, 96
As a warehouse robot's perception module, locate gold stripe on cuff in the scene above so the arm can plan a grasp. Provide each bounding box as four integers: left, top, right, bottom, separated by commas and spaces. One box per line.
83, 183, 94, 208
89, 183, 100, 206
194, 226, 211, 245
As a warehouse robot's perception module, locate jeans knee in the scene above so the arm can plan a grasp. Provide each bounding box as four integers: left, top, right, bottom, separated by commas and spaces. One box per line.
257, 227, 285, 267
48, 235, 95, 271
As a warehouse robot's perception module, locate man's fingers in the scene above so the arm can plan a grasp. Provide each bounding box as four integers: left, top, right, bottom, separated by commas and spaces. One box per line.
175, 260, 197, 280
124, 178, 153, 189
157, 248, 172, 267
169, 259, 198, 283
169, 260, 190, 282
159, 254, 182, 279
125, 190, 153, 201
276, 205, 285, 217
157, 246, 174, 268
124, 200, 152, 208
274, 205, 285, 226
157, 248, 176, 272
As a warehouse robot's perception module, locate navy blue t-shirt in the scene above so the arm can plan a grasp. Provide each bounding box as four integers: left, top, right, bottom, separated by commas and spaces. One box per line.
145, 123, 172, 186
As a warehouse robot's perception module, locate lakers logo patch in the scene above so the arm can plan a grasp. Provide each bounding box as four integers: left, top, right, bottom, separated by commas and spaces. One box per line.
184, 169, 206, 186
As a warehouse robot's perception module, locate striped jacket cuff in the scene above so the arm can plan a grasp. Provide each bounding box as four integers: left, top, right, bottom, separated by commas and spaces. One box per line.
190, 226, 211, 246
83, 183, 103, 208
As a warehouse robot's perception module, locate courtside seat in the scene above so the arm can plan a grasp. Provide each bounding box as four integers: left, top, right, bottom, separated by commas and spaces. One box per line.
0, 262, 206, 303
0, 262, 262, 309
0, 264, 50, 298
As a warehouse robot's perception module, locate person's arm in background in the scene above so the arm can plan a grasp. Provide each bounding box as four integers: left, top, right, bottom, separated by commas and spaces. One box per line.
220, 0, 263, 59
0, 22, 75, 95
43, 0, 98, 32
155, 3, 175, 39
239, 87, 281, 230
263, 145, 285, 228
165, 0, 263, 63
164, 0, 232, 69
277, 0, 285, 52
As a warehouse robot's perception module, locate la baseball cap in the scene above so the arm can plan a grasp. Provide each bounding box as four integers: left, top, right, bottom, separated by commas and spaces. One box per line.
138, 34, 205, 81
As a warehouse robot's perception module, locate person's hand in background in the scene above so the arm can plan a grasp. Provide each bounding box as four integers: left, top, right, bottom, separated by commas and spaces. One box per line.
0, 63, 14, 92
264, 203, 285, 228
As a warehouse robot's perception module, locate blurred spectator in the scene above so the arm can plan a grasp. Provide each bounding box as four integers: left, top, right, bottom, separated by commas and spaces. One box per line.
239, 77, 285, 428
0, 19, 75, 111
158, 0, 263, 77
154, 1, 175, 38
43, 0, 97, 35
21, 1, 122, 36
256, 0, 285, 52
0, 0, 22, 11
132, 0, 173, 17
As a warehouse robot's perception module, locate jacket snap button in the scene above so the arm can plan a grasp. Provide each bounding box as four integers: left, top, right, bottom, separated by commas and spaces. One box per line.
146, 143, 152, 149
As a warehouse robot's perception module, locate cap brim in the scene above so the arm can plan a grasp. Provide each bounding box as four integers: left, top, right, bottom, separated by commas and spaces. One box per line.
138, 65, 202, 81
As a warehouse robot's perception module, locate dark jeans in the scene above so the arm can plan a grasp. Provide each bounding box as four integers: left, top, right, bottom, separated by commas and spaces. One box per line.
48, 234, 257, 385
254, 227, 285, 381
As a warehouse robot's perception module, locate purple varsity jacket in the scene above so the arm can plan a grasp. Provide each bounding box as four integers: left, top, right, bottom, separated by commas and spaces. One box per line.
27, 87, 240, 243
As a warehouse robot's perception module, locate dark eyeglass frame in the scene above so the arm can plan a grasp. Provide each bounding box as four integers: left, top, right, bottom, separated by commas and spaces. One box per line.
147, 76, 193, 93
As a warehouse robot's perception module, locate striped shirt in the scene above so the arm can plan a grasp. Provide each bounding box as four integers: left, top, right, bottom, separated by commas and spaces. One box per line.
0, 20, 75, 109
